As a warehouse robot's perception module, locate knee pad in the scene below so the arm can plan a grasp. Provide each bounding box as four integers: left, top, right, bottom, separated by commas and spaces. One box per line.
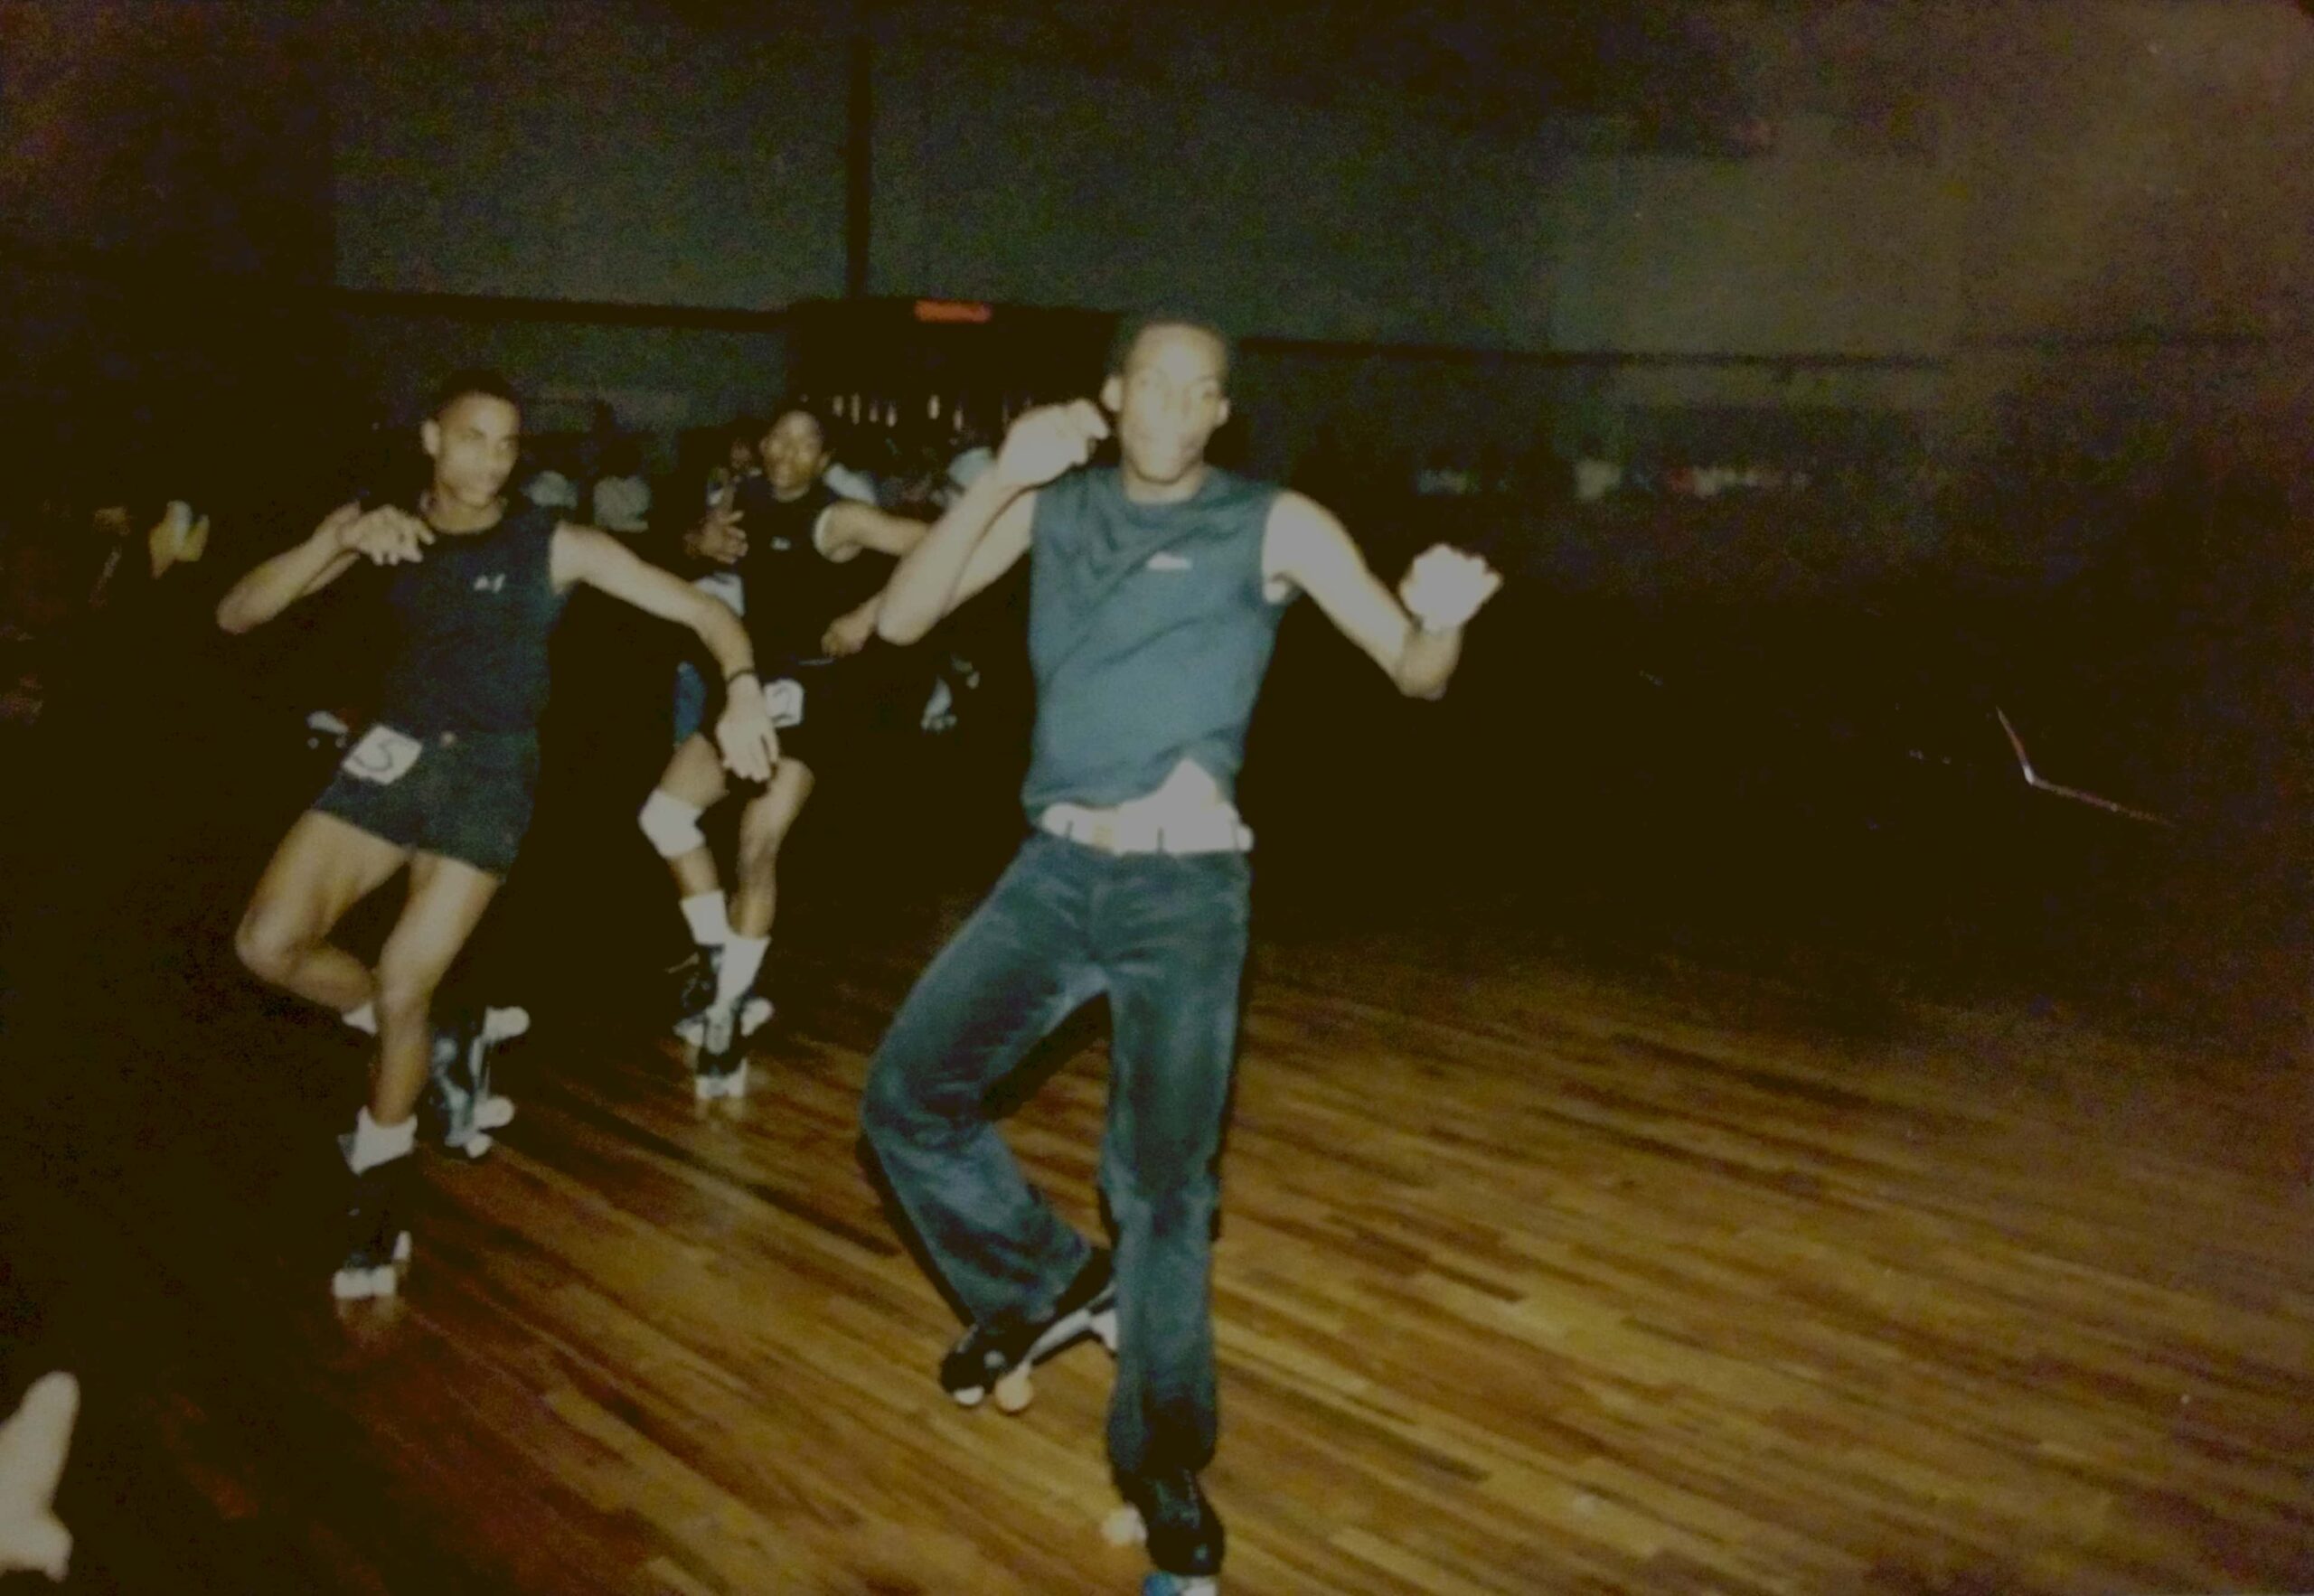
638, 790, 707, 858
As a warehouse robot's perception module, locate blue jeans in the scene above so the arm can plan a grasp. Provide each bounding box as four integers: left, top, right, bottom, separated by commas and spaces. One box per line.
862, 831, 1251, 1478
672, 659, 709, 746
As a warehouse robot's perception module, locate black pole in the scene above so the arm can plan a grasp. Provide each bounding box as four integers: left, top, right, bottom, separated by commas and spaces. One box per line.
845, 1, 874, 299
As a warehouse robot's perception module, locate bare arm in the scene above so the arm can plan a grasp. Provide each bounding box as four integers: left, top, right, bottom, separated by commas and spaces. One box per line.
552, 524, 778, 780
822, 589, 884, 657
1264, 493, 1495, 699
816, 501, 929, 561
551, 524, 751, 679
213, 502, 368, 634
875, 399, 1108, 644
873, 473, 1037, 644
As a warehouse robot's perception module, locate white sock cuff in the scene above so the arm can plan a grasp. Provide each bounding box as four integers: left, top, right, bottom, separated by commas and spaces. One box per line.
716, 934, 771, 1005
349, 1107, 417, 1173
680, 890, 731, 946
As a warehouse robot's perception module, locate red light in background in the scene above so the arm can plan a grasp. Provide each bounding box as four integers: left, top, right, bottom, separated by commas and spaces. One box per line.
915, 300, 993, 324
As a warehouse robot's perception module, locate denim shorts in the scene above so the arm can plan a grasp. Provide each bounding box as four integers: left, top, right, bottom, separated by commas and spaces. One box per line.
311, 722, 540, 876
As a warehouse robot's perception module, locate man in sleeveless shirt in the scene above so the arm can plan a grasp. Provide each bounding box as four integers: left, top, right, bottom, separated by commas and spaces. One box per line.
217, 371, 777, 1301
637, 402, 928, 1098
861, 317, 1500, 1591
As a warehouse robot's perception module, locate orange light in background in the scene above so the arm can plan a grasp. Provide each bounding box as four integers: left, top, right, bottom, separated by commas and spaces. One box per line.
914, 299, 993, 324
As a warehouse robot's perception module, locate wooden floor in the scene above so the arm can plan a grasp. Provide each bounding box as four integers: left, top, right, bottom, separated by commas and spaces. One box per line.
3, 899, 2310, 1595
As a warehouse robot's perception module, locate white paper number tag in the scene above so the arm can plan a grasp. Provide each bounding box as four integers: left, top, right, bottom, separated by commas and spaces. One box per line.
340, 723, 425, 785
764, 678, 804, 729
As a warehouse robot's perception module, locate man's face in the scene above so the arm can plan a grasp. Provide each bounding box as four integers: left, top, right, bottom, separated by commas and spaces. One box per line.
422, 393, 521, 508
1102, 325, 1230, 487
760, 410, 828, 498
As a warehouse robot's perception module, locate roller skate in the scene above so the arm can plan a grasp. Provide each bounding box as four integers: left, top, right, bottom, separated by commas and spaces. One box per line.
672, 947, 773, 1049
1103, 1468, 1223, 1595
940, 1248, 1117, 1414
332, 1150, 416, 1301
691, 996, 749, 1101
427, 1005, 525, 1159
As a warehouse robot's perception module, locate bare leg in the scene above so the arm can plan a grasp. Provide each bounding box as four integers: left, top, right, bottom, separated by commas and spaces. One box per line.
729, 759, 815, 940
653, 734, 729, 900
368, 851, 503, 1127
233, 811, 409, 1014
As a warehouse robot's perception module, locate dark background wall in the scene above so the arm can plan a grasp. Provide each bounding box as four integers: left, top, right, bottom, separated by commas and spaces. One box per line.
4, 0, 2306, 1041
13, 0, 2309, 507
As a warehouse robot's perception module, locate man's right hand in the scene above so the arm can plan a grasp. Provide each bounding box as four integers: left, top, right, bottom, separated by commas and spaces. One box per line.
684, 509, 747, 567
335, 505, 433, 566
713, 684, 778, 784
993, 400, 1109, 490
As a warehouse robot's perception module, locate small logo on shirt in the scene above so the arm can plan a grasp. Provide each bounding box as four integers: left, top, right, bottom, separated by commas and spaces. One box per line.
1146, 551, 1193, 572
473, 573, 506, 593
769, 537, 794, 552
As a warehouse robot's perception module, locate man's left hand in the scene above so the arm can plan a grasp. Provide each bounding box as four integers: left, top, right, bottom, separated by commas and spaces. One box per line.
1399, 544, 1501, 634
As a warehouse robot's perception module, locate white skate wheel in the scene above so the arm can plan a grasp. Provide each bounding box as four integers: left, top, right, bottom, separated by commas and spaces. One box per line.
1103, 1505, 1146, 1546
473, 1094, 515, 1131
993, 1366, 1034, 1413
332, 1263, 397, 1301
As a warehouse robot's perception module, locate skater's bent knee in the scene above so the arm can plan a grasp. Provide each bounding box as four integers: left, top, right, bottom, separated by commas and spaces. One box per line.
638, 790, 706, 858
233, 906, 305, 984
859, 1060, 961, 1148
1105, 1177, 1218, 1238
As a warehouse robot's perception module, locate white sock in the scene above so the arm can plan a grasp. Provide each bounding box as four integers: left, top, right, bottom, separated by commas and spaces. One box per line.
681, 890, 731, 947
347, 1107, 417, 1173
342, 1001, 377, 1035
716, 934, 770, 1007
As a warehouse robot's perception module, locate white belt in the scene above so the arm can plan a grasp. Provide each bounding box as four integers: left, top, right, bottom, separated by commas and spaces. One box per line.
1039, 803, 1253, 857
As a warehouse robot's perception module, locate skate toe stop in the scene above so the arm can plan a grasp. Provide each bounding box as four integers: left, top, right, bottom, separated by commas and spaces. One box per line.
992, 1369, 1034, 1413
1103, 1505, 1147, 1546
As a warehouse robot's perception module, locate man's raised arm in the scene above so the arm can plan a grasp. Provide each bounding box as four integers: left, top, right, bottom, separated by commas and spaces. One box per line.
875, 399, 1109, 644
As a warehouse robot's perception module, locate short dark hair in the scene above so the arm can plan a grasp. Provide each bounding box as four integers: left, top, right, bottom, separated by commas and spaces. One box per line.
1106, 312, 1234, 387
428, 369, 521, 421
763, 398, 832, 437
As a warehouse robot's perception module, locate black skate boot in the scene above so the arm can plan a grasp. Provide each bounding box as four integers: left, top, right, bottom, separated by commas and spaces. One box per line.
333, 1151, 417, 1301
669, 945, 719, 1045
1106, 1468, 1223, 1596
940, 1247, 1118, 1413
674, 947, 773, 1050
691, 996, 748, 1101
